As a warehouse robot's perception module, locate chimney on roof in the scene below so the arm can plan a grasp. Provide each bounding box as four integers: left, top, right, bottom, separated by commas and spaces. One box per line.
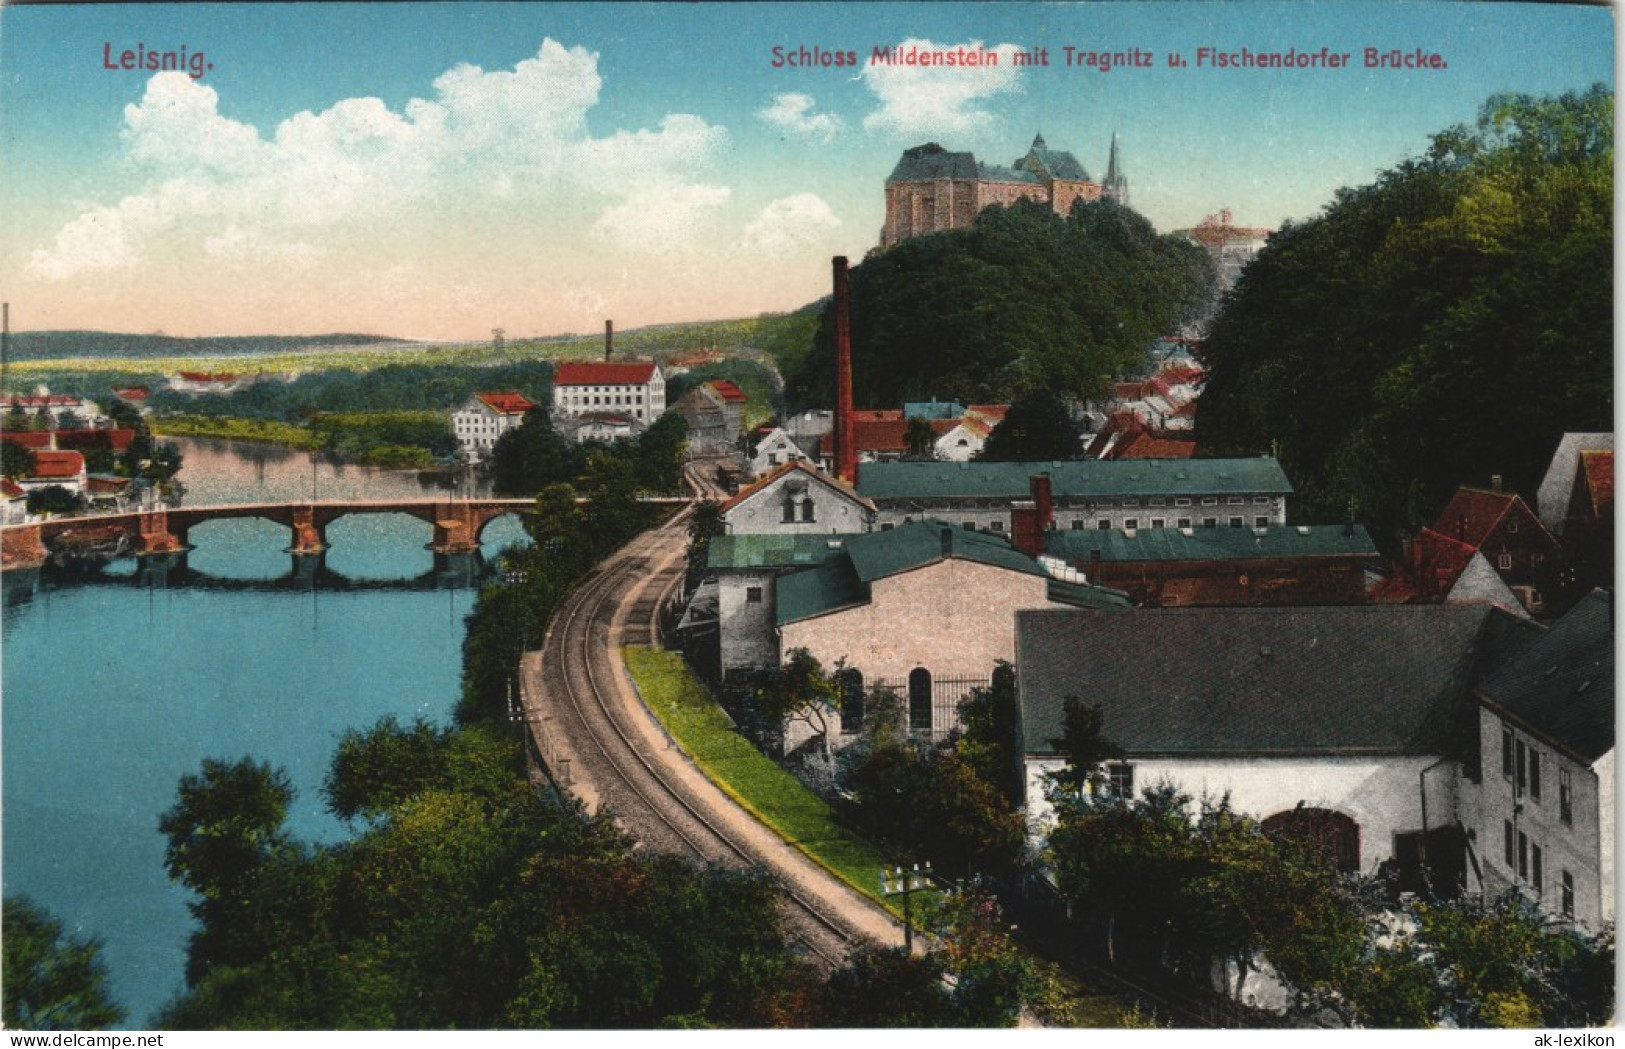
940, 525, 954, 559
1491, 474, 1503, 492
605, 320, 613, 361
1030, 473, 1053, 530
1011, 501, 1043, 558
833, 257, 857, 485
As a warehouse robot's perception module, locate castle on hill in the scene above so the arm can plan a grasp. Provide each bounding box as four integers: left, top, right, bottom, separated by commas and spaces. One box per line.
880, 133, 1128, 248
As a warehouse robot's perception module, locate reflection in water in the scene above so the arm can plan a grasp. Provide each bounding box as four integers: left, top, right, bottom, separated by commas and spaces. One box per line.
165, 436, 493, 506
2, 437, 526, 1026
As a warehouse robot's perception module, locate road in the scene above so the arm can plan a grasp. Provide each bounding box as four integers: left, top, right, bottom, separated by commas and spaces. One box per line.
520, 462, 904, 969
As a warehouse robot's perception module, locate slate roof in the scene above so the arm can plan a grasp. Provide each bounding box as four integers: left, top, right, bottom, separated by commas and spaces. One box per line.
1044, 523, 1379, 564
552, 362, 658, 387
1476, 589, 1614, 763
777, 519, 1050, 625
887, 143, 979, 182
1022, 147, 1089, 181
707, 533, 860, 572
856, 457, 1292, 501
1016, 604, 1506, 758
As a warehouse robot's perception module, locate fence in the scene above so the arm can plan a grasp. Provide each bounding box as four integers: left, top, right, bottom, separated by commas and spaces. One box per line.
845, 674, 992, 741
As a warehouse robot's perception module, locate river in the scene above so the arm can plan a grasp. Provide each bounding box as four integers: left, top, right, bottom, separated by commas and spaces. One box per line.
1, 437, 527, 1027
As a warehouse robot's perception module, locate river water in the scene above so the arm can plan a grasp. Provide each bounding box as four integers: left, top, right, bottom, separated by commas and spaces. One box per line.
2, 437, 527, 1026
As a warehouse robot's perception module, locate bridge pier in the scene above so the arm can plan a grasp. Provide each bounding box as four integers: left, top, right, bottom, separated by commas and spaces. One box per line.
2, 524, 48, 570
290, 550, 326, 582
136, 550, 188, 587
134, 510, 188, 556
288, 505, 328, 555
430, 503, 481, 555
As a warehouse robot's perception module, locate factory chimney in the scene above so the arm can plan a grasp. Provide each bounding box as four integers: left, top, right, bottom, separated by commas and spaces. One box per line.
605, 320, 614, 361
833, 257, 857, 485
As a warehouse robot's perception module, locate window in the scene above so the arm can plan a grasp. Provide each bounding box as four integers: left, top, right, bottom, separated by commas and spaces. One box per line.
880, 523, 894, 531
1560, 769, 1573, 824
1502, 726, 1514, 777
963, 522, 976, 531
746, 586, 762, 604
908, 668, 933, 732
990, 520, 1003, 532
1254, 496, 1271, 505
1516, 739, 1527, 794
1562, 871, 1575, 918
1106, 762, 1134, 800
1508, 518, 1519, 533
782, 494, 796, 523
1124, 499, 1139, 508
1177, 518, 1191, 529
1098, 519, 1111, 531
1229, 517, 1245, 528
801, 497, 816, 523
1175, 498, 1192, 507
1228, 496, 1245, 505
1255, 517, 1269, 528
1504, 820, 1515, 867
1203, 518, 1218, 528
1498, 552, 1513, 570
1148, 518, 1164, 529
1124, 518, 1139, 530
1150, 498, 1166, 508
1072, 520, 1086, 530
838, 668, 864, 733
1532, 842, 1543, 892
1202, 497, 1218, 506
1518, 831, 1528, 879
1529, 749, 1542, 801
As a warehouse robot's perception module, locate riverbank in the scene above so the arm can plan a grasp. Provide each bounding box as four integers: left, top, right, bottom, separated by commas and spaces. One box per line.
153, 412, 446, 469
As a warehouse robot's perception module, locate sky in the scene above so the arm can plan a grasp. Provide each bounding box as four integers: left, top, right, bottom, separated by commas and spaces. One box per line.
0, 1, 1613, 341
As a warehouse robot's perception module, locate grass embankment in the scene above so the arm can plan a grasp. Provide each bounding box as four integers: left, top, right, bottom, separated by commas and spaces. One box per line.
621, 646, 896, 914
153, 411, 445, 468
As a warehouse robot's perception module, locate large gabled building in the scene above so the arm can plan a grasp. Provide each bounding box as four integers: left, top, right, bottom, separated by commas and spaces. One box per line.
854, 456, 1292, 534
452, 391, 538, 461
551, 361, 665, 426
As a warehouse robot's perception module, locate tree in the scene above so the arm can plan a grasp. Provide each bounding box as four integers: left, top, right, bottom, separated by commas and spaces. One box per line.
26, 485, 82, 516
977, 388, 1081, 462
1, 439, 36, 479
2, 897, 125, 1030
1198, 85, 1612, 549
904, 416, 936, 459
954, 662, 1025, 808
1041, 696, 1124, 806
489, 408, 575, 496
748, 648, 840, 756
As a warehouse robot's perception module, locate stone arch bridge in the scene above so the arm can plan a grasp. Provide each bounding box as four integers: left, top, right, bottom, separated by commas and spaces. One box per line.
2, 498, 547, 568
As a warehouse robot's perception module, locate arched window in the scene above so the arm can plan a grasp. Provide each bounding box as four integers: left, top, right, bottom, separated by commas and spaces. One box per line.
782, 491, 797, 523
1263, 808, 1361, 873
908, 667, 933, 732
838, 668, 864, 733
801, 497, 816, 522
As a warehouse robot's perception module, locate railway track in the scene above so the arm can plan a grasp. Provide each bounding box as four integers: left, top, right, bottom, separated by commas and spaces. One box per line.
526, 479, 860, 968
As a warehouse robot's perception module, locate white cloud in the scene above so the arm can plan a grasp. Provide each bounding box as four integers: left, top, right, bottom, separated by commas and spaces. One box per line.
592, 182, 732, 252
734, 194, 841, 253
758, 93, 842, 141
862, 39, 1027, 139
28, 40, 729, 280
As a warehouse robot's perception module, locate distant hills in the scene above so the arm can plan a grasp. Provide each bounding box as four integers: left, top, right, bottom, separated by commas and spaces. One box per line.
3, 331, 415, 361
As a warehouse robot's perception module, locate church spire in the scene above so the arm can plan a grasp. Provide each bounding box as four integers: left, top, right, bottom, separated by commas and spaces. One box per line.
1104, 131, 1128, 206
1032, 132, 1047, 150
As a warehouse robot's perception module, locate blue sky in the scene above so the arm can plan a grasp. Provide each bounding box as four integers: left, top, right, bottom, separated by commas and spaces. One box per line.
0, 1, 1612, 339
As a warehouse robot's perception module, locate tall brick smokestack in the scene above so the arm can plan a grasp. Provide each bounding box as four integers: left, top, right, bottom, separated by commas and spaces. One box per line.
833, 257, 857, 485
605, 320, 614, 361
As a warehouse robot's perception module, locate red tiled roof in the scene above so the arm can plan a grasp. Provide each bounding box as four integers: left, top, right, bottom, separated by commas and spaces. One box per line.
3, 432, 54, 449
928, 418, 960, 437
851, 409, 903, 423
29, 450, 85, 480
475, 391, 538, 415
113, 386, 150, 400
86, 475, 130, 494
1113, 432, 1197, 460
965, 404, 1009, 423
1580, 450, 1613, 516
1, 478, 23, 499
706, 380, 748, 403
553, 361, 657, 386
177, 371, 237, 383
854, 418, 909, 454
1432, 488, 1519, 549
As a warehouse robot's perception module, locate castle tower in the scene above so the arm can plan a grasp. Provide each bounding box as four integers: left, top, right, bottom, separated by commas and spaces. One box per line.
1104, 132, 1128, 207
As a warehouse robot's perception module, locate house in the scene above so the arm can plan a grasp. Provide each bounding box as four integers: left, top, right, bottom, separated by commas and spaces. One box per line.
1461, 590, 1613, 930
1536, 433, 1612, 537
3, 393, 101, 428
932, 404, 1008, 462
1043, 522, 1379, 607
15, 450, 88, 496
855, 457, 1291, 533
1552, 445, 1613, 607
720, 460, 876, 537
1016, 603, 1535, 882
748, 427, 814, 478
551, 361, 665, 427
563, 411, 644, 445
672, 380, 746, 455
452, 391, 537, 461
1369, 527, 1528, 616
693, 532, 862, 676
776, 520, 1128, 740
2, 478, 29, 524
1430, 485, 1561, 615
